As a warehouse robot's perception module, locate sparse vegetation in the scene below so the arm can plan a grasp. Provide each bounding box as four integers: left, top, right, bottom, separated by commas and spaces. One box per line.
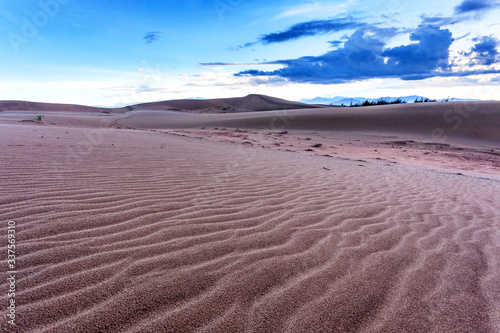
414, 97, 437, 103
31, 114, 45, 122
218, 105, 233, 111
350, 98, 407, 107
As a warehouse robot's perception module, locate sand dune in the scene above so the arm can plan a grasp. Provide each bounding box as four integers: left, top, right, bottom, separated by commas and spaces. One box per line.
131, 94, 328, 113
114, 101, 500, 145
0, 100, 130, 114
0, 94, 325, 115
1, 98, 499, 332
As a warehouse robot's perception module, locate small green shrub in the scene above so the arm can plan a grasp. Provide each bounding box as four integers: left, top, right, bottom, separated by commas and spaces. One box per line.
31, 114, 45, 122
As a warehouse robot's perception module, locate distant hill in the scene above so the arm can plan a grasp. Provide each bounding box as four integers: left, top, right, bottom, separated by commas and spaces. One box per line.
0, 94, 326, 114
0, 100, 132, 113
300, 96, 481, 106
130, 94, 327, 113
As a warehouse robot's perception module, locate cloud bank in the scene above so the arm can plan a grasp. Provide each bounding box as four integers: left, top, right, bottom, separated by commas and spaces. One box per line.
235, 25, 500, 83
209, 1, 500, 84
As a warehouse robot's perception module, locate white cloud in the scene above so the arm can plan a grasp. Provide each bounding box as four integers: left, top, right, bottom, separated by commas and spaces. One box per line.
275, 1, 358, 20
136, 67, 160, 73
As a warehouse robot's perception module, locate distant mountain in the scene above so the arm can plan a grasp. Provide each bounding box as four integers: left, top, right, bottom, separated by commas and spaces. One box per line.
300, 96, 481, 106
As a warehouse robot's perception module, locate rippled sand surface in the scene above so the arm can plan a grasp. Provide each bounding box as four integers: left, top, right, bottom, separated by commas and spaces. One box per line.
1, 122, 499, 332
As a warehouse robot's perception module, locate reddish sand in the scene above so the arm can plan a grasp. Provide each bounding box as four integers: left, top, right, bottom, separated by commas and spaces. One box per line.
1, 97, 499, 332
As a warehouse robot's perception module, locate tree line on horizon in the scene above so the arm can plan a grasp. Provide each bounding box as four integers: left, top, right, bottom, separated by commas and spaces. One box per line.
341, 97, 440, 107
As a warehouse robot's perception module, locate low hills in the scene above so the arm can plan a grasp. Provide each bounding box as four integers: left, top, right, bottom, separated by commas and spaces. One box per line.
0, 94, 326, 113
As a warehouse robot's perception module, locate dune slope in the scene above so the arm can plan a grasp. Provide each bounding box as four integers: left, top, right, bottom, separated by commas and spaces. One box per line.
115, 101, 500, 145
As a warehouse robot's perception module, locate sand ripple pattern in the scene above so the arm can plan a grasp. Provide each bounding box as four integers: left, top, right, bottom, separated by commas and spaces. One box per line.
1, 126, 500, 332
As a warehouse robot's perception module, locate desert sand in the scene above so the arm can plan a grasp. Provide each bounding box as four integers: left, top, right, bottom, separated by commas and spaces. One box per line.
1, 95, 499, 332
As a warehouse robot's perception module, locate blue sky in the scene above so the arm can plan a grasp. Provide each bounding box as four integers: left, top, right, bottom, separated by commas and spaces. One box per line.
1, 0, 499, 106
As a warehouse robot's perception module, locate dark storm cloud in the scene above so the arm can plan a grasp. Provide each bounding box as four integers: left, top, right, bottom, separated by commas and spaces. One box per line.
236, 25, 463, 83
454, 0, 498, 14
212, 3, 500, 84
471, 36, 499, 65
236, 25, 500, 83
257, 17, 366, 44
